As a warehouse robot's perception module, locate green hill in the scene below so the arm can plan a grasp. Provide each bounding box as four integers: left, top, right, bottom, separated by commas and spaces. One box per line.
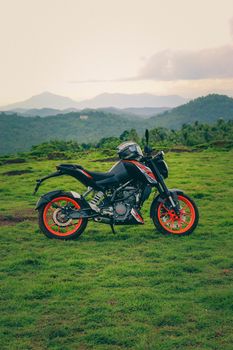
150, 94, 233, 128
0, 110, 144, 155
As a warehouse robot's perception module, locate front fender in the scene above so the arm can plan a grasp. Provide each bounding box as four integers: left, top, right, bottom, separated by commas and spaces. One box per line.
35, 190, 83, 210
150, 188, 184, 218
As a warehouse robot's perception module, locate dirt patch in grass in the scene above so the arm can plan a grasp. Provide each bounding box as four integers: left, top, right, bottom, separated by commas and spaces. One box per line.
169, 148, 199, 153
3, 169, 33, 176
0, 158, 26, 165
0, 208, 37, 226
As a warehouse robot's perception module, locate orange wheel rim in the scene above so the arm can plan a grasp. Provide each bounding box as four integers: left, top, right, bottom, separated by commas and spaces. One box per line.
43, 196, 83, 237
158, 195, 195, 234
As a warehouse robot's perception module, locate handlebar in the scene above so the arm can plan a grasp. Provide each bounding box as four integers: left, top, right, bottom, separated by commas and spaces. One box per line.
142, 150, 165, 162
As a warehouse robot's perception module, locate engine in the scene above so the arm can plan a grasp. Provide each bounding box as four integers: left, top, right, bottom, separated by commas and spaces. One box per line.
93, 184, 149, 225
113, 186, 139, 222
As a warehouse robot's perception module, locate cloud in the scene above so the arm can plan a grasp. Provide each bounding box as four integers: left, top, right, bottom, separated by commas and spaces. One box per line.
70, 18, 233, 85
71, 44, 233, 84
138, 45, 233, 81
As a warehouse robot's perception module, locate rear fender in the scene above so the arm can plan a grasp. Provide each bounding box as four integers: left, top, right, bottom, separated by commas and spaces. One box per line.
35, 190, 84, 210
150, 188, 184, 218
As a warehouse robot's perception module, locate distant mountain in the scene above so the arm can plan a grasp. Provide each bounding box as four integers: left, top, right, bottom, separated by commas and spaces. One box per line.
123, 107, 170, 118
9, 107, 80, 117
1, 92, 80, 110
4, 106, 170, 119
149, 94, 233, 128
77, 93, 187, 109
85, 107, 171, 119
0, 92, 187, 111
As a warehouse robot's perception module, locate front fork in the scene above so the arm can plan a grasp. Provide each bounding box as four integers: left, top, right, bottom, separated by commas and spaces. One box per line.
156, 183, 180, 215
149, 162, 180, 215
167, 191, 180, 214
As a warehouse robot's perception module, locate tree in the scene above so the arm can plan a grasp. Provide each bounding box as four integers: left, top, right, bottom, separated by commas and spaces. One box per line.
120, 129, 140, 143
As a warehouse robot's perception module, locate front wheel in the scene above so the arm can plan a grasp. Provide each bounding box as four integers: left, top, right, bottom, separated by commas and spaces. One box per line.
38, 192, 88, 240
152, 193, 199, 236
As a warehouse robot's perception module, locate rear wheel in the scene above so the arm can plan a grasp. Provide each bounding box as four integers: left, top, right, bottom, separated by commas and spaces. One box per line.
38, 192, 87, 240
152, 193, 199, 236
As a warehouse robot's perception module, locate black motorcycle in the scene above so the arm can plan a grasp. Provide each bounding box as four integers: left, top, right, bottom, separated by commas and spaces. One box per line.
34, 130, 199, 239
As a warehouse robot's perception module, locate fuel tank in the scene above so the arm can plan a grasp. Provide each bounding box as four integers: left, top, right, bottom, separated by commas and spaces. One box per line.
122, 160, 157, 184
94, 160, 130, 189
108, 160, 130, 181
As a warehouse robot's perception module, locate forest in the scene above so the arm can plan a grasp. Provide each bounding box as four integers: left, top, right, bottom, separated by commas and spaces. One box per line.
15, 119, 232, 160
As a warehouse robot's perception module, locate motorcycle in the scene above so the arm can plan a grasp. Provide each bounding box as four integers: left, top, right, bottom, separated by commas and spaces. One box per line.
34, 130, 199, 239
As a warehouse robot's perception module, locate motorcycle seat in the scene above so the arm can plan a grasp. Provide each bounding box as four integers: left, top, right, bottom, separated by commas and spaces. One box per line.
57, 164, 115, 182
57, 164, 84, 170
87, 170, 115, 181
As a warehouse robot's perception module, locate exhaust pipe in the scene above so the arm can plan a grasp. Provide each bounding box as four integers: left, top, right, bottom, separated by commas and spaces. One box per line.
94, 217, 112, 224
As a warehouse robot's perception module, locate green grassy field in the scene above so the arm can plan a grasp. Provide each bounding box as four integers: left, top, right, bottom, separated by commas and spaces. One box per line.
0, 150, 233, 350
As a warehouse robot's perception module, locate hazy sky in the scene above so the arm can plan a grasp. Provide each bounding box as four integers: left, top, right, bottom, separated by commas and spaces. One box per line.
0, 0, 233, 105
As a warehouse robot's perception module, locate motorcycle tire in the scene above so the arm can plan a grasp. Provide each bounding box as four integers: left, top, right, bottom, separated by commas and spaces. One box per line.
38, 192, 88, 240
152, 193, 199, 236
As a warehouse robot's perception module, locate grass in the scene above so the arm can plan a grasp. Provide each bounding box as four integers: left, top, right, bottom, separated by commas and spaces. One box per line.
0, 150, 233, 349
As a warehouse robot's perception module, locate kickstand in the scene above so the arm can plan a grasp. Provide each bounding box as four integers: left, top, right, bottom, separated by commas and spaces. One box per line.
110, 223, 116, 234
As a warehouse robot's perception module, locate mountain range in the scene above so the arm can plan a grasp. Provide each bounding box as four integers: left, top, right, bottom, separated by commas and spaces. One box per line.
0, 91, 187, 111
75, 93, 187, 109
0, 94, 233, 155
4, 106, 170, 119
